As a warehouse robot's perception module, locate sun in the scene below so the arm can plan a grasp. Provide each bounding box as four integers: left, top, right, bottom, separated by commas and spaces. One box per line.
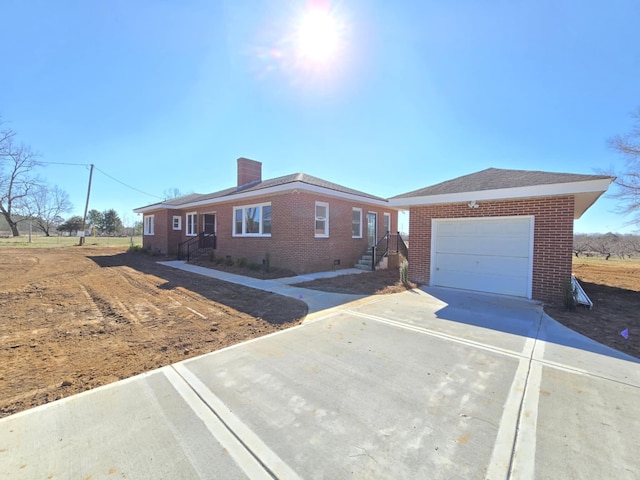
295, 6, 343, 64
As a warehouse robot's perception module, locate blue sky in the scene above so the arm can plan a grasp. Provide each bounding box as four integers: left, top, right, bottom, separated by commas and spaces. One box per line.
1, 0, 639, 233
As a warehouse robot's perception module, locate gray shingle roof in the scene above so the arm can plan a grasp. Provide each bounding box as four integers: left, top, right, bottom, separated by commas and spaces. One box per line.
391, 168, 613, 199
139, 172, 386, 210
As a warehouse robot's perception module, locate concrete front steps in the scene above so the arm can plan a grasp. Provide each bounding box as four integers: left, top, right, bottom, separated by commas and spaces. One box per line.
354, 249, 391, 271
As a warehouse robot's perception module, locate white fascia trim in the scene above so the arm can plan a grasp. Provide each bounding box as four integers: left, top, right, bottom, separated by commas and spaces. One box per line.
133, 204, 175, 214
389, 178, 614, 207
135, 182, 392, 213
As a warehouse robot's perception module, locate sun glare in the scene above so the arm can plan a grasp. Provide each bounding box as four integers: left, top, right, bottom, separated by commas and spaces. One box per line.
296, 7, 343, 64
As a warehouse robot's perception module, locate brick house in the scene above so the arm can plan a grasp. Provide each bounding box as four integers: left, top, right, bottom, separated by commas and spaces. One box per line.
390, 168, 614, 305
134, 158, 399, 274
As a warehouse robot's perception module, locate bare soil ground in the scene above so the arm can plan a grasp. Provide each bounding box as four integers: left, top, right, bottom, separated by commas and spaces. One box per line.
0, 247, 307, 418
1, 247, 637, 419
295, 269, 418, 295
190, 256, 418, 295
544, 260, 640, 359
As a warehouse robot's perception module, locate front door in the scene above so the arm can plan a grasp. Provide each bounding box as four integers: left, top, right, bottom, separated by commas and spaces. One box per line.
203, 214, 216, 234
367, 212, 377, 247
201, 214, 216, 248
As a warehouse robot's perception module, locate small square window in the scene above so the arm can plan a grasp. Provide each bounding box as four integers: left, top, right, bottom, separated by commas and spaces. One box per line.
172, 216, 182, 230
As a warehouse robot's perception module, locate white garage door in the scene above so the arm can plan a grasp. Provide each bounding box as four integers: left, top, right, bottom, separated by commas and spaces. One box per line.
432, 216, 533, 298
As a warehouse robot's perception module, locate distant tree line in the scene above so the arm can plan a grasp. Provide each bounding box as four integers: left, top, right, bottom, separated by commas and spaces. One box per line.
57, 209, 142, 237
574, 233, 640, 260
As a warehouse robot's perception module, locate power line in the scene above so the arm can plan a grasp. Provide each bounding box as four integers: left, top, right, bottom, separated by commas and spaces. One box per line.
93, 166, 164, 200
38, 160, 164, 200
39, 160, 89, 166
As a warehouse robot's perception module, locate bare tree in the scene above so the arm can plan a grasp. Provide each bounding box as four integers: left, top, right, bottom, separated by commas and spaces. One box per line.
618, 233, 640, 258
163, 188, 184, 200
573, 233, 591, 257
0, 120, 43, 236
25, 185, 73, 236
609, 107, 640, 226
589, 232, 620, 260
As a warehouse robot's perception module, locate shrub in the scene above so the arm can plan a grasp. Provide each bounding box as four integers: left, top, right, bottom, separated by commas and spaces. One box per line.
400, 259, 409, 284
235, 257, 248, 267
562, 277, 577, 311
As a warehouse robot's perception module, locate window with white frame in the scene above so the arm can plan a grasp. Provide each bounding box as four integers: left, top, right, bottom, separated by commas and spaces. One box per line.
233, 203, 271, 236
143, 215, 154, 235
172, 216, 182, 230
352, 208, 362, 238
384, 212, 391, 235
186, 212, 197, 236
315, 201, 329, 237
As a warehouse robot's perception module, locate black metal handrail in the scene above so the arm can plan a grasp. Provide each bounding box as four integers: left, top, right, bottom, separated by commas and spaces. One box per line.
371, 231, 390, 271
396, 232, 408, 260
178, 232, 216, 261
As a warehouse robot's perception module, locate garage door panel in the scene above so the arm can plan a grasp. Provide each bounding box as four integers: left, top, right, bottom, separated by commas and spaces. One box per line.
437, 235, 530, 257
436, 253, 529, 276
435, 269, 529, 297
432, 217, 532, 298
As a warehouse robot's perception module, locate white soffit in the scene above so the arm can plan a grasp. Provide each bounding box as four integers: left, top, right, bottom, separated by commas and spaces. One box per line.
390, 177, 613, 218
134, 181, 391, 214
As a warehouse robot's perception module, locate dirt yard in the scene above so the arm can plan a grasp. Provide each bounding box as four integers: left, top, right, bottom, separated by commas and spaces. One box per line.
545, 259, 640, 360
1, 247, 638, 419
0, 247, 307, 418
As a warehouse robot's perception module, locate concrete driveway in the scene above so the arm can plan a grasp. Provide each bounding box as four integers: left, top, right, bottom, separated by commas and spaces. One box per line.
2, 287, 639, 479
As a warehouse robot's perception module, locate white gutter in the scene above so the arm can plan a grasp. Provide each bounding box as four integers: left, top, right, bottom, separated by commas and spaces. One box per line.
134, 181, 393, 214
389, 178, 614, 207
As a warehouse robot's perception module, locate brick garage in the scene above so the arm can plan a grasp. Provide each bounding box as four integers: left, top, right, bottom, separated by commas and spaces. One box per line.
391, 168, 614, 305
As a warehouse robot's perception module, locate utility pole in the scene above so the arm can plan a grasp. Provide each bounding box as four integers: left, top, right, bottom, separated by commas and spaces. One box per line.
79, 164, 94, 246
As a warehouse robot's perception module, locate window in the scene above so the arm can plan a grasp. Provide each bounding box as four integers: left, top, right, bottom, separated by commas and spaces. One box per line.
315, 201, 329, 237
143, 215, 154, 236
172, 216, 182, 230
233, 203, 272, 236
186, 212, 197, 236
384, 212, 391, 235
352, 208, 362, 238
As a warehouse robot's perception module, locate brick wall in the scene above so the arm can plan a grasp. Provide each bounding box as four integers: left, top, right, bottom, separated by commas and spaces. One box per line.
148, 190, 398, 274
237, 158, 262, 187
142, 210, 170, 253
408, 195, 574, 305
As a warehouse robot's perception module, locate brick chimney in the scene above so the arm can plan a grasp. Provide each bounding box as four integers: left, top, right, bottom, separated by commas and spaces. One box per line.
237, 158, 262, 187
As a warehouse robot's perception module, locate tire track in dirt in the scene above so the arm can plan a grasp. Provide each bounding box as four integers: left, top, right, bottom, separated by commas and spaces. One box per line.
83, 284, 132, 324
1, 247, 307, 418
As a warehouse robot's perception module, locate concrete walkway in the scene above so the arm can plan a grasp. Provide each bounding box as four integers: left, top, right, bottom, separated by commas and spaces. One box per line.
2, 267, 639, 479
158, 261, 368, 314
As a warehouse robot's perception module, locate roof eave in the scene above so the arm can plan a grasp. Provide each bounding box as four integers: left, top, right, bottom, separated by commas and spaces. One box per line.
389, 178, 614, 210
133, 203, 182, 214
135, 181, 393, 212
